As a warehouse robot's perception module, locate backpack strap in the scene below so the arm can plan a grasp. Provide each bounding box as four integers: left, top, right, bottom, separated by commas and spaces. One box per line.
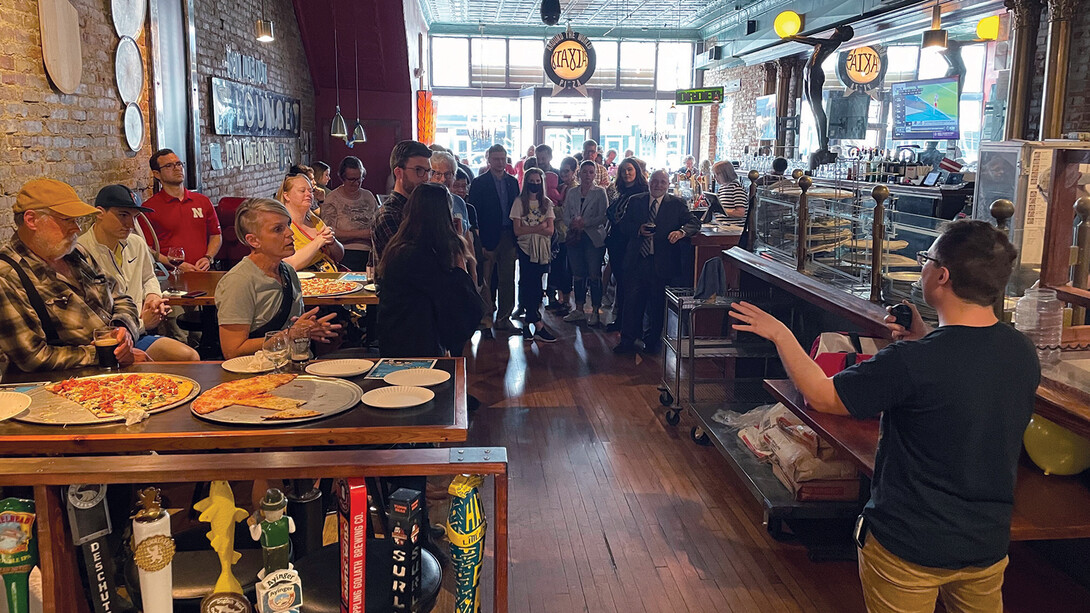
0, 253, 64, 346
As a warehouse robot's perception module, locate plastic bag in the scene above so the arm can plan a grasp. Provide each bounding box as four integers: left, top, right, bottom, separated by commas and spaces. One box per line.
711, 403, 779, 429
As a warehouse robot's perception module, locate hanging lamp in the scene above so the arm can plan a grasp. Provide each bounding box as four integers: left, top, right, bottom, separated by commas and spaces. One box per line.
922, 2, 948, 49
350, 37, 366, 144
330, 3, 348, 139
255, 0, 274, 42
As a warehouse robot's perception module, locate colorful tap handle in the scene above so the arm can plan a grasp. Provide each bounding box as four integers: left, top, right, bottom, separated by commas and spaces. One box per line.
132, 487, 175, 613
0, 497, 36, 613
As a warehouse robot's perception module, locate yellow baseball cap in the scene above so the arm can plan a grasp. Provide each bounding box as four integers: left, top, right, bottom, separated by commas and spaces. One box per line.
14, 179, 100, 217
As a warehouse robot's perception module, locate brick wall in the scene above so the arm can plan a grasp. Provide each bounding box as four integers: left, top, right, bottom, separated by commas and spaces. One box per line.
0, 0, 314, 241
1061, 8, 1090, 133
698, 63, 768, 161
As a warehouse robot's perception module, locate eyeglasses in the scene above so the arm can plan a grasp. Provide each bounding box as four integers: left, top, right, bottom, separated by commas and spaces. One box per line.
916, 251, 941, 267
402, 165, 431, 179
158, 161, 184, 171
341, 175, 363, 183
430, 170, 455, 180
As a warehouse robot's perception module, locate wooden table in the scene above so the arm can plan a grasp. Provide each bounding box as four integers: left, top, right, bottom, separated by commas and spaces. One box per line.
163, 271, 378, 306
0, 360, 467, 454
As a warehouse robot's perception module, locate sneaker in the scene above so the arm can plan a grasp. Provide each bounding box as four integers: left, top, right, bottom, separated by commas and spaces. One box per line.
513, 307, 525, 318
588, 311, 600, 326
533, 327, 558, 343
562, 309, 586, 323
523, 327, 534, 342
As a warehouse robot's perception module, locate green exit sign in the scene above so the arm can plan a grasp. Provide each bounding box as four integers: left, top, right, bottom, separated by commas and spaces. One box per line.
675, 87, 724, 105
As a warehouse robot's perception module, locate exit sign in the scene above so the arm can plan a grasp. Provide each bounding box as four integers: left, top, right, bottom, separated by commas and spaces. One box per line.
675, 87, 724, 105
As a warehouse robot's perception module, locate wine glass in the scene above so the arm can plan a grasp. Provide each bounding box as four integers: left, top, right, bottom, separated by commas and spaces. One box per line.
262, 331, 289, 374
167, 247, 186, 281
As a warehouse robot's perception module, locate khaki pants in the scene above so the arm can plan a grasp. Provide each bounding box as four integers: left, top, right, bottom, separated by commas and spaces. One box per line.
858, 534, 1007, 613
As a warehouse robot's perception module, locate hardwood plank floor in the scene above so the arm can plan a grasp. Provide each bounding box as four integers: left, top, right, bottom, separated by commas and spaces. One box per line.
437, 309, 1090, 613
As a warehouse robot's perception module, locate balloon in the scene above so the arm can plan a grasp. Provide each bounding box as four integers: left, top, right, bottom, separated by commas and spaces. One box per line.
1023, 414, 1090, 476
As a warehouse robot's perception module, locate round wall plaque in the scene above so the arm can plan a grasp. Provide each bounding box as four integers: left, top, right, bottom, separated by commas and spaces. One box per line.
115, 37, 144, 104
124, 103, 144, 151
111, 0, 147, 39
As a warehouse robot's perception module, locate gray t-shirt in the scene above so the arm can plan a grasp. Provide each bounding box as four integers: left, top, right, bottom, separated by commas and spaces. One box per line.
322, 186, 379, 252
215, 258, 303, 333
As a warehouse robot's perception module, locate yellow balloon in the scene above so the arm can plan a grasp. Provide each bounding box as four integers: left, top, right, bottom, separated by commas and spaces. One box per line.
1023, 414, 1090, 476
774, 11, 803, 39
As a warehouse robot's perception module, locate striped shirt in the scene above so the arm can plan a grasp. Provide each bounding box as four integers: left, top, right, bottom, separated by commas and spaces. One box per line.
716, 181, 750, 217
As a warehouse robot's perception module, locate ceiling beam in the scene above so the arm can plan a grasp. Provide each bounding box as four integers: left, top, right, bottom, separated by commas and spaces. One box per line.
428, 22, 701, 40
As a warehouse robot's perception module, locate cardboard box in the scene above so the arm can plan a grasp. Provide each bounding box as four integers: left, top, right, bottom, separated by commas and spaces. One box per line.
388, 488, 423, 612
773, 462, 861, 502
336, 479, 368, 613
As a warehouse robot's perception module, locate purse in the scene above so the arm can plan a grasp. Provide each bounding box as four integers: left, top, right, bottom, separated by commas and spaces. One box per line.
809, 332, 890, 377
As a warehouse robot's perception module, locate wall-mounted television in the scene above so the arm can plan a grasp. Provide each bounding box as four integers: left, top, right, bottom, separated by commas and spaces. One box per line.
891, 76, 960, 140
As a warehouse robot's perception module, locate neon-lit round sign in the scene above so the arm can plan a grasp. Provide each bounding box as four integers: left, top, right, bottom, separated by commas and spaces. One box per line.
837, 45, 887, 94
544, 28, 595, 92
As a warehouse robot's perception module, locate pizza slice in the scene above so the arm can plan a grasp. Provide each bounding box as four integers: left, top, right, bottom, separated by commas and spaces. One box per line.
260, 408, 322, 420
192, 373, 299, 415
238, 395, 306, 411
47, 374, 193, 418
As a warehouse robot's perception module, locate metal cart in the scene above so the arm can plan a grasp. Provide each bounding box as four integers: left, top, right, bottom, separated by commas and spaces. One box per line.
658, 287, 781, 438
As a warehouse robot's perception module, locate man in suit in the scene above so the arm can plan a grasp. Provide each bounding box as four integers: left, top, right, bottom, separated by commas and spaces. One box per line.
468, 143, 521, 333
615, 169, 699, 354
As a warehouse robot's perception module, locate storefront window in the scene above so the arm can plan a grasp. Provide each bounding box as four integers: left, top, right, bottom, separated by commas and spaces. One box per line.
601, 99, 688, 169
657, 42, 693, 91
508, 39, 545, 88
470, 38, 507, 88
432, 95, 521, 169
587, 41, 618, 88
432, 37, 469, 88
618, 41, 656, 89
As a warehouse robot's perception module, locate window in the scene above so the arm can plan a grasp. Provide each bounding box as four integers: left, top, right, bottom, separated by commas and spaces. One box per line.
618, 41, 656, 89
587, 41, 617, 88
656, 42, 693, 91
917, 46, 947, 80
601, 99, 688, 170
432, 95, 521, 169
432, 37, 469, 87
471, 38, 506, 88
508, 39, 545, 88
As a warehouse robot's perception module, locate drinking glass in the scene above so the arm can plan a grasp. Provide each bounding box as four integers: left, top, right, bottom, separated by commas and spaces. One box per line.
288, 326, 311, 371
167, 247, 186, 281
262, 331, 289, 373
93, 327, 120, 370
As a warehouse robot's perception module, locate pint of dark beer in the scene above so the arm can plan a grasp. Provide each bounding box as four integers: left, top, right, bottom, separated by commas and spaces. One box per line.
93, 328, 119, 370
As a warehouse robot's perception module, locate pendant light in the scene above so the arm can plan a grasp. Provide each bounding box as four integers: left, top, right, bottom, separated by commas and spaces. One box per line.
330, 2, 348, 139
922, 2, 948, 49
255, 0, 274, 42
350, 37, 366, 144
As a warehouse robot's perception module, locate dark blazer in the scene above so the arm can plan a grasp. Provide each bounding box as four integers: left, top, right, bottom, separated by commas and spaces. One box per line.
467, 171, 519, 250
619, 192, 700, 283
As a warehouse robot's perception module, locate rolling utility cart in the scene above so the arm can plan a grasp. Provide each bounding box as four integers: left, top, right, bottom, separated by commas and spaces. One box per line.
658, 287, 781, 442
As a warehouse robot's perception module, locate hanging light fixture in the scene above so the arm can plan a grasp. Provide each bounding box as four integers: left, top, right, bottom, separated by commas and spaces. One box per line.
350, 37, 366, 144
330, 3, 348, 139
255, 0, 274, 42
922, 2, 948, 49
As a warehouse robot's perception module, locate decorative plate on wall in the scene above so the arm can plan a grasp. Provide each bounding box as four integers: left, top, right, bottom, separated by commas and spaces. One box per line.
115, 36, 144, 104
124, 102, 144, 151
111, 0, 147, 39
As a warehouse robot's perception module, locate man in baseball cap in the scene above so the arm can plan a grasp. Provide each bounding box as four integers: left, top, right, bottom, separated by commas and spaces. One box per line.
77, 185, 198, 362
0, 179, 143, 372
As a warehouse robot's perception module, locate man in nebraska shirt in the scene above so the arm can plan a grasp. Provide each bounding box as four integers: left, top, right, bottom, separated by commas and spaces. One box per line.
141, 148, 222, 272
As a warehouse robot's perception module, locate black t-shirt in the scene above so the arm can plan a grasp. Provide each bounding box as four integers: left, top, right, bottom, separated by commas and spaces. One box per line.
833, 323, 1040, 569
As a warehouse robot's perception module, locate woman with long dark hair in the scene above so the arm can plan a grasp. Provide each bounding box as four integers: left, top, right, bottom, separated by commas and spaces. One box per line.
512, 168, 558, 343
604, 157, 649, 331
376, 183, 482, 357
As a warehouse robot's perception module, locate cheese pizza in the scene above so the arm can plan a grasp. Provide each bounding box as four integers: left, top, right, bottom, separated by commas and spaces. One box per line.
47, 374, 195, 419
299, 278, 362, 297
192, 373, 305, 415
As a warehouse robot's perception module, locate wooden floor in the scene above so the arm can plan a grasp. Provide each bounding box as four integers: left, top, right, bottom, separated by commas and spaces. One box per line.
445, 308, 1090, 613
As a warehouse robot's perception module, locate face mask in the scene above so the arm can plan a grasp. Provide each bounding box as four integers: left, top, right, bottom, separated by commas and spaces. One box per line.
527, 183, 542, 194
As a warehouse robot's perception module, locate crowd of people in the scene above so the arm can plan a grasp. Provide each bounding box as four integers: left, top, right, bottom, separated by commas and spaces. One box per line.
0, 137, 764, 371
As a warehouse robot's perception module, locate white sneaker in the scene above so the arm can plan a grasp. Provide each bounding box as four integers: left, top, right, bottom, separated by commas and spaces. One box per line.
563, 308, 586, 323
588, 310, 600, 326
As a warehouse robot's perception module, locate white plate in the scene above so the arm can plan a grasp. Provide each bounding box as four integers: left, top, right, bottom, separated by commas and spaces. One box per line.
297, 272, 316, 279
305, 359, 375, 378
222, 354, 275, 374
361, 386, 434, 409
0, 392, 32, 421
363, 283, 378, 292
383, 368, 450, 387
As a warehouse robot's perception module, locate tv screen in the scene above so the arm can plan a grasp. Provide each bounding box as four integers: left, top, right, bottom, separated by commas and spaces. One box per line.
891, 76, 960, 140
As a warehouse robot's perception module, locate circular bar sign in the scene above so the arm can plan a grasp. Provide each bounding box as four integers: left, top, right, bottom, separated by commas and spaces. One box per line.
545, 27, 595, 94
837, 45, 887, 96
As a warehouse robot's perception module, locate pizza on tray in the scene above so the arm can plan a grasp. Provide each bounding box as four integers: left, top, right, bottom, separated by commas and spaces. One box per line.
192, 373, 306, 415
299, 278, 361, 297
46, 373, 195, 419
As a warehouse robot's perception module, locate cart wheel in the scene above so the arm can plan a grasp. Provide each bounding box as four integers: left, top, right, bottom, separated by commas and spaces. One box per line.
665, 409, 680, 426
659, 390, 674, 407
690, 426, 711, 446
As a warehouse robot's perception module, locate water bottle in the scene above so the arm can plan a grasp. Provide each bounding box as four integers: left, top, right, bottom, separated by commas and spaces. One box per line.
1015, 288, 1063, 367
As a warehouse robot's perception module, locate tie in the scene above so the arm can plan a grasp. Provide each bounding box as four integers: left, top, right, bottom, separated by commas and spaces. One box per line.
641, 197, 660, 257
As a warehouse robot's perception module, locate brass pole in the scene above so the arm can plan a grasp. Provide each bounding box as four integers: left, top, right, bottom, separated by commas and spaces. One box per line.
1003, 0, 1042, 141
797, 176, 812, 273
870, 185, 890, 303
1039, 0, 1076, 139
1072, 197, 1090, 324
991, 199, 1016, 320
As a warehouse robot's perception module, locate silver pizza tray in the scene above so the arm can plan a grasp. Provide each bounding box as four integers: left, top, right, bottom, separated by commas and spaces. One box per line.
16, 373, 201, 426
192, 375, 363, 426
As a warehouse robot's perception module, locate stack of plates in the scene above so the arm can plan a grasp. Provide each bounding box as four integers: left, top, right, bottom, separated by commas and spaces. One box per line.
882, 271, 920, 304
910, 281, 939, 324
359, 368, 451, 410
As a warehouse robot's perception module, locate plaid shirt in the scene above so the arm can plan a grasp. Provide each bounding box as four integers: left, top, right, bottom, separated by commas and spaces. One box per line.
0, 235, 139, 372
370, 191, 407, 266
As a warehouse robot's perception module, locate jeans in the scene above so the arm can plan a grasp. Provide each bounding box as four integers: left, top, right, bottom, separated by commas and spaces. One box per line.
607, 240, 628, 324
567, 240, 605, 308
517, 247, 548, 324
547, 243, 572, 296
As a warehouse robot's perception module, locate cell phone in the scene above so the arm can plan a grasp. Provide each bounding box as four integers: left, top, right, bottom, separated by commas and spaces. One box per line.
182, 290, 207, 298
890, 304, 913, 331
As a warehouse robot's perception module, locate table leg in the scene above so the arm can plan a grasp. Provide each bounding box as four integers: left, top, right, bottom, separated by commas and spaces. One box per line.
493, 471, 508, 613
34, 485, 90, 613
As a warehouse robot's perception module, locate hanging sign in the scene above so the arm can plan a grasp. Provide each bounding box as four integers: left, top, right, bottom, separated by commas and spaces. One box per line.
675, 87, 724, 105
211, 77, 301, 138
544, 26, 596, 96
836, 45, 887, 99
